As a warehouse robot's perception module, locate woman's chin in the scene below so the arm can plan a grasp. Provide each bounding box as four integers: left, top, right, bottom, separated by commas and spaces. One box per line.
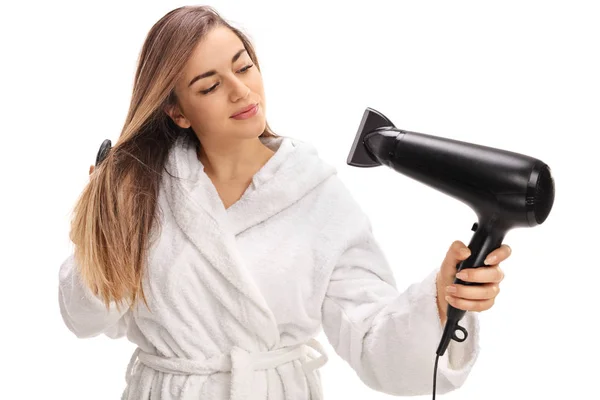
233, 118, 266, 136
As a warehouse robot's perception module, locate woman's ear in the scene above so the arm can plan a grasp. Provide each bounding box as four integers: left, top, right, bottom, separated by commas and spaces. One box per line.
163, 104, 191, 129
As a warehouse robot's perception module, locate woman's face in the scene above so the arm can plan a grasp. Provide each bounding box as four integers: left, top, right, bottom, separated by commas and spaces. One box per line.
167, 25, 266, 143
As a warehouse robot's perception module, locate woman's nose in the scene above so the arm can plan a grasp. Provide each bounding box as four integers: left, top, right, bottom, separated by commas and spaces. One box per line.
229, 78, 250, 101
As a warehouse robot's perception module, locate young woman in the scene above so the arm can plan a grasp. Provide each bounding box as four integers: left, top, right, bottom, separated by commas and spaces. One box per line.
60, 5, 510, 400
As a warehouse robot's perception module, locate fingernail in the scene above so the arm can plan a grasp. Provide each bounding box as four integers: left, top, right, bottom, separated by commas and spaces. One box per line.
484, 255, 497, 265
456, 272, 467, 280
460, 248, 471, 257
446, 285, 456, 293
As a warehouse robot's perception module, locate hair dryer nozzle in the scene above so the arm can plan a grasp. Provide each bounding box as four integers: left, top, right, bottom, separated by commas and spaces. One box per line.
346, 108, 395, 167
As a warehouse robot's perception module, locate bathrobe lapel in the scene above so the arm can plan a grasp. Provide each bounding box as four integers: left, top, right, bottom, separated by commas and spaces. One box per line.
226, 137, 337, 236
162, 135, 337, 353
162, 136, 280, 350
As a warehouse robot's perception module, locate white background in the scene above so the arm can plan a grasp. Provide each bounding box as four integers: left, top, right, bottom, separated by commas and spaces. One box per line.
2, 0, 598, 399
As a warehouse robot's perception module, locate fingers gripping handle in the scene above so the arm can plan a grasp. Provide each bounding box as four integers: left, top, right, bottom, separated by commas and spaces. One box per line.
437, 218, 507, 356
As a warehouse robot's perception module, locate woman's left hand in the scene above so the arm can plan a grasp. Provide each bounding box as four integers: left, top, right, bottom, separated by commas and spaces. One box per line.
436, 241, 510, 324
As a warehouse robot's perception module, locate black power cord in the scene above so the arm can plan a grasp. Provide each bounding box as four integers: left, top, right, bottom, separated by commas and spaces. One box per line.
432, 354, 440, 399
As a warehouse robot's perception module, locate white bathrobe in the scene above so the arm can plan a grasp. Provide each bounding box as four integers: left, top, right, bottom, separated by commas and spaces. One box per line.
58, 134, 480, 399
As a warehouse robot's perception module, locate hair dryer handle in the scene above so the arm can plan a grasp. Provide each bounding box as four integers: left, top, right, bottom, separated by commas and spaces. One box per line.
446, 221, 506, 321
438, 220, 507, 356
455, 220, 507, 286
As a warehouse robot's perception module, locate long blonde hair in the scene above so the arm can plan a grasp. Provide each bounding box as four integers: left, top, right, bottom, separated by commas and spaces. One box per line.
69, 5, 278, 312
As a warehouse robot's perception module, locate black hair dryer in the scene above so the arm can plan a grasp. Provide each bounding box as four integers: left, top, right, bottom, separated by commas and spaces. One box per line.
346, 107, 555, 357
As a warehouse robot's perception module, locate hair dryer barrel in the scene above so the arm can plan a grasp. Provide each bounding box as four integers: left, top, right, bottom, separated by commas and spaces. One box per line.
348, 108, 555, 228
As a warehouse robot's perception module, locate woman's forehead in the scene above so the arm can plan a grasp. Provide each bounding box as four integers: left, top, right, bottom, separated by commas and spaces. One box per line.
187, 27, 247, 71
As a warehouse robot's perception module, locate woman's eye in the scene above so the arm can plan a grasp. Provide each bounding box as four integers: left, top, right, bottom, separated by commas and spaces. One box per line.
239, 64, 254, 73
199, 64, 254, 95
201, 83, 218, 95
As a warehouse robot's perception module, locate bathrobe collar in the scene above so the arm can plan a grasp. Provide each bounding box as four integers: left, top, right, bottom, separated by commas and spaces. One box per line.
163, 134, 337, 236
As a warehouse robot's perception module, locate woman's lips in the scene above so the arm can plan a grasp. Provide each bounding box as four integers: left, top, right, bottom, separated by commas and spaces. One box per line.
231, 104, 259, 120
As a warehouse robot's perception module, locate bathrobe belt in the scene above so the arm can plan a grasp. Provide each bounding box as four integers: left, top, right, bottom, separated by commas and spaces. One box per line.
125, 337, 329, 400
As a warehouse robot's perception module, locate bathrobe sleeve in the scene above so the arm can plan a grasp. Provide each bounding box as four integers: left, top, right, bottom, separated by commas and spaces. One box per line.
58, 254, 130, 339
320, 191, 480, 396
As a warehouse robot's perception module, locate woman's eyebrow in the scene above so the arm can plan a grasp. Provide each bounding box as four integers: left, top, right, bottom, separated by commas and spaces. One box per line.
188, 48, 247, 87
